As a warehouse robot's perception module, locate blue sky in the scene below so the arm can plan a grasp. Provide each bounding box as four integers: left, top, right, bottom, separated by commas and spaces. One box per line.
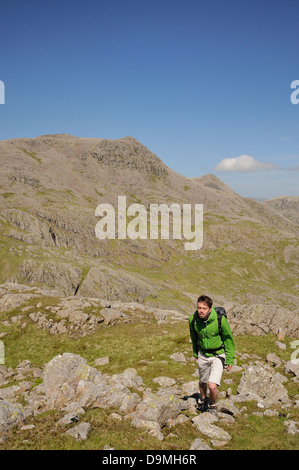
0, 0, 298, 198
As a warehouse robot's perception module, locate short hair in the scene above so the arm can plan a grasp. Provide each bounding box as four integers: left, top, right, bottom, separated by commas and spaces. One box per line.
197, 295, 213, 308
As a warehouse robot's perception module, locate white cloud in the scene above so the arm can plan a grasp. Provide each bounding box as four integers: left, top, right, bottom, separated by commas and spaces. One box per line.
214, 154, 280, 172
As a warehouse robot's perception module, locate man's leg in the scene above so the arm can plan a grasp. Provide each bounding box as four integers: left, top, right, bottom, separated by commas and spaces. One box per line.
199, 381, 207, 400
208, 381, 218, 405
197, 354, 210, 412
197, 353, 210, 402
198, 381, 209, 411
207, 355, 225, 410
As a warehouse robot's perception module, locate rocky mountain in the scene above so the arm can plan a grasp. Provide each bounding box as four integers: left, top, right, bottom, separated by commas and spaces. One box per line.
0, 134, 298, 315
262, 196, 299, 226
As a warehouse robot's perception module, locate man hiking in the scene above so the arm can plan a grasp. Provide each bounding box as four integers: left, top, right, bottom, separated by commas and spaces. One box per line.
189, 295, 235, 413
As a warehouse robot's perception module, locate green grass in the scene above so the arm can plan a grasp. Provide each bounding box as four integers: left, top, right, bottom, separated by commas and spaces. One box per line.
15, 147, 42, 164
1, 306, 194, 385
225, 411, 299, 450
2, 400, 298, 450
0, 192, 15, 199
0, 407, 205, 451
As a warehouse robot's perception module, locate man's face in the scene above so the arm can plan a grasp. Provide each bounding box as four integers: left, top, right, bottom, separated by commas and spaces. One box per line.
197, 302, 211, 319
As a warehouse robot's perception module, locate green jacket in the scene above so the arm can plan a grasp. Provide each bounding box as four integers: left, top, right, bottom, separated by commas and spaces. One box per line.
189, 307, 235, 365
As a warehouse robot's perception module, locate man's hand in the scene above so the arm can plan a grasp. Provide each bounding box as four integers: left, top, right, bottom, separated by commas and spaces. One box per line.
225, 364, 232, 371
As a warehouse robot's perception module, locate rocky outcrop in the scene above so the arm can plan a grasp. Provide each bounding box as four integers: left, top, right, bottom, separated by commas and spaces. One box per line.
236, 362, 291, 406
0, 401, 25, 434
263, 196, 299, 226
79, 137, 167, 178
1, 283, 298, 338
226, 303, 299, 338
0, 350, 298, 447
42, 353, 143, 412
192, 412, 232, 442
0, 283, 187, 338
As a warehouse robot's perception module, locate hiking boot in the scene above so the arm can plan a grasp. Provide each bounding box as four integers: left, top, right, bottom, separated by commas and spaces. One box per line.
207, 404, 218, 415
197, 397, 209, 413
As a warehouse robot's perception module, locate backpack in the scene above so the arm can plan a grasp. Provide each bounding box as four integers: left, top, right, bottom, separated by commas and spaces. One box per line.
191, 306, 227, 352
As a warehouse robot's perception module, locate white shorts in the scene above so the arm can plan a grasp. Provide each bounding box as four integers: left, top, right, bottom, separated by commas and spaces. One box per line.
197, 352, 226, 386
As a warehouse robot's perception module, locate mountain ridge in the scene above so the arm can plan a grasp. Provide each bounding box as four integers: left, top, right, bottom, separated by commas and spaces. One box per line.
0, 134, 298, 313
262, 195, 299, 226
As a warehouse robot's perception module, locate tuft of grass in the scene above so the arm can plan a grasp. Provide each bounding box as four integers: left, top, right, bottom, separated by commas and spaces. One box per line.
15, 147, 42, 164
1, 192, 15, 199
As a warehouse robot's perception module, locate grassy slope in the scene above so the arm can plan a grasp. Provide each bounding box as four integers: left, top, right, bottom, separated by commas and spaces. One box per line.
1, 178, 298, 312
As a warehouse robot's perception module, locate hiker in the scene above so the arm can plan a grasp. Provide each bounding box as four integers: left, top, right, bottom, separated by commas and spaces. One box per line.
189, 295, 235, 413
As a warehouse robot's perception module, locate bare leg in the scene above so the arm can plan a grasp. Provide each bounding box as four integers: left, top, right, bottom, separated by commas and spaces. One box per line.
199, 381, 207, 400
208, 381, 218, 405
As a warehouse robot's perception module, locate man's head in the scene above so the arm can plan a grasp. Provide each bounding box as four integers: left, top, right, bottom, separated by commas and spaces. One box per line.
197, 295, 213, 320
